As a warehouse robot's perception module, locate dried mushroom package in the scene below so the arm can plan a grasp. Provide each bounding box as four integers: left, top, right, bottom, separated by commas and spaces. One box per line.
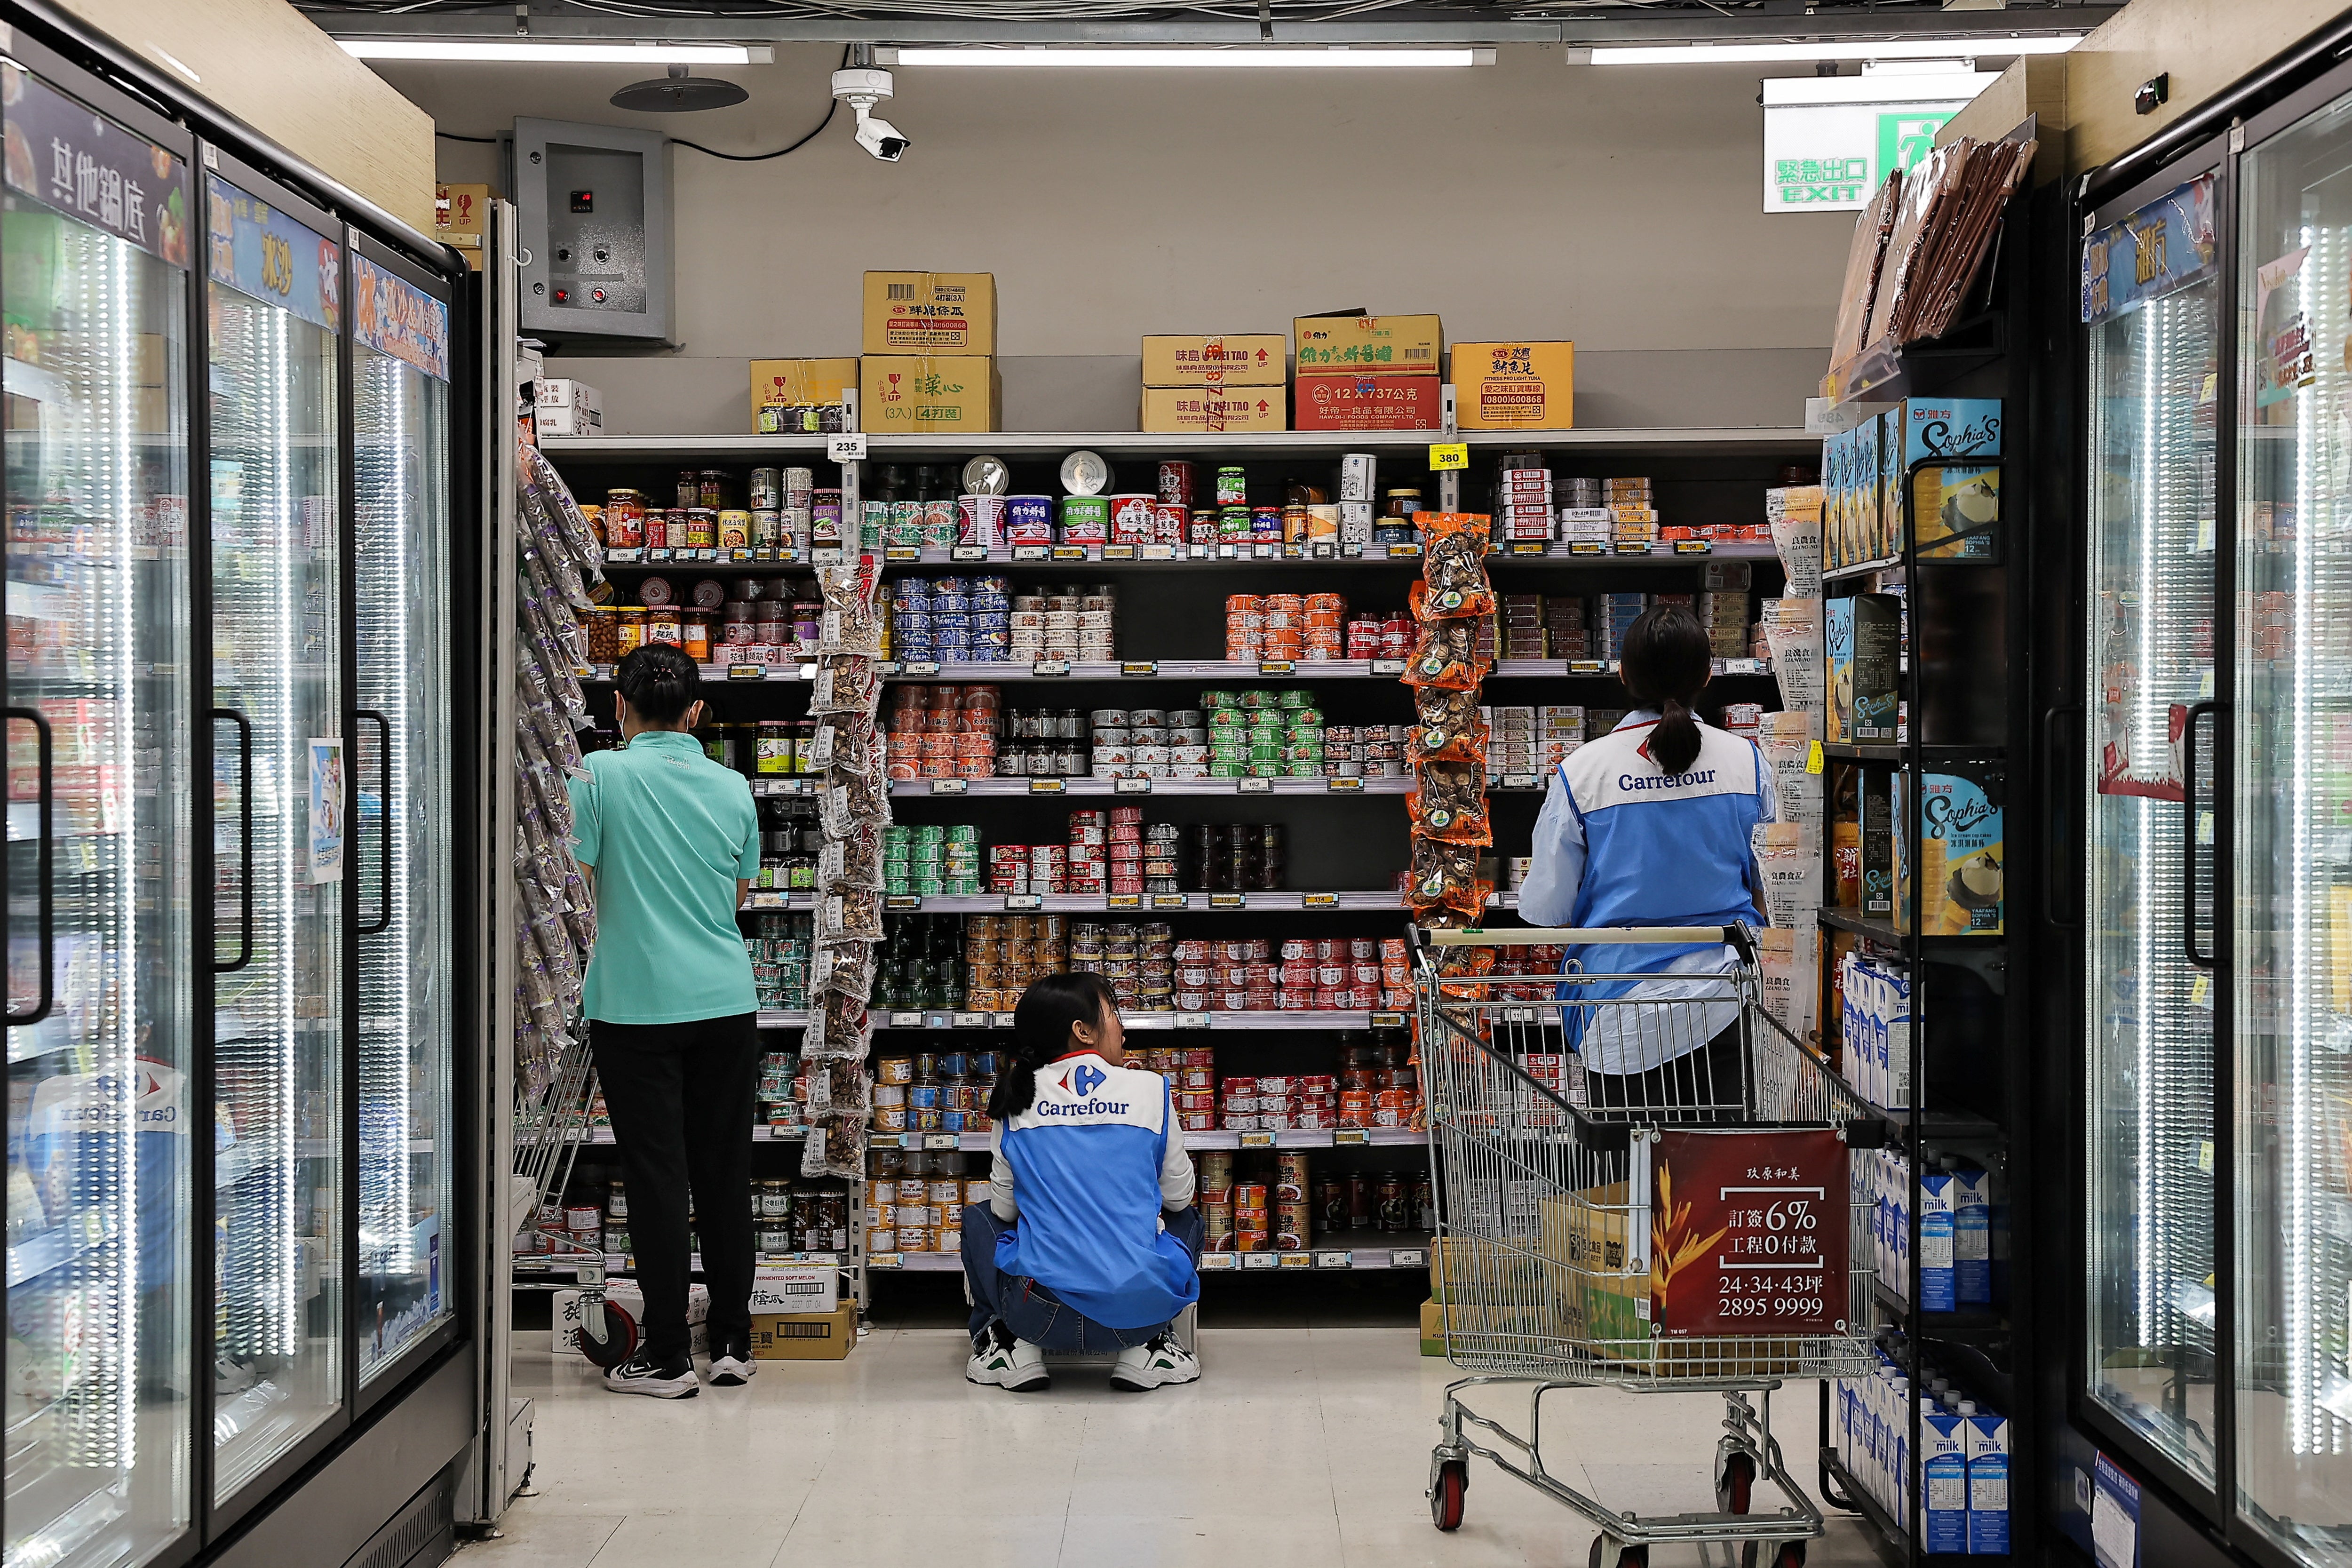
811, 656, 880, 714
1407, 837, 1488, 916
1410, 758, 1493, 845
1415, 513, 1494, 618
820, 887, 886, 944
1410, 686, 1489, 764
804, 989, 873, 1061
816, 559, 885, 655
1402, 617, 1490, 691
818, 820, 884, 891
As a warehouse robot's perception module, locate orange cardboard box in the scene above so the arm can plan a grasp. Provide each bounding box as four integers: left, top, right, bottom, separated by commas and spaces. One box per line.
1452, 341, 1574, 431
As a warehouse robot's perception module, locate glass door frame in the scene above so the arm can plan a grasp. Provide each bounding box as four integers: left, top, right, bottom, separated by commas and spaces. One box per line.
2069, 135, 2244, 1536
193, 141, 354, 1541
340, 229, 468, 1422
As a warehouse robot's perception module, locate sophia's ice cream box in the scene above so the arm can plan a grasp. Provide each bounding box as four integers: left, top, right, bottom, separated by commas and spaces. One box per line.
1894, 764, 2004, 935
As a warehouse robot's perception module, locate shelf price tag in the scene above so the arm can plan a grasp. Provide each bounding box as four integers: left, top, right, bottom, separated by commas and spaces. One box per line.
929, 778, 968, 796
925, 1132, 960, 1151
1052, 545, 1089, 561
952, 1012, 985, 1029
646, 547, 674, 562
1115, 777, 1152, 795
1200, 1252, 1236, 1271
869, 1252, 903, 1269
826, 432, 867, 462
952, 545, 989, 563
1370, 659, 1406, 677
888, 1011, 924, 1028
1120, 661, 1160, 677
1152, 893, 1191, 911
1428, 442, 1469, 471
1210, 893, 1246, 909
1004, 894, 1043, 912
1012, 545, 1049, 561
1028, 777, 1066, 795
1103, 544, 1136, 560
1334, 1129, 1369, 1145
884, 547, 921, 562
1239, 777, 1273, 795
1316, 1250, 1353, 1269
1175, 1012, 1211, 1030
728, 664, 767, 681
1239, 1132, 1275, 1149
883, 896, 922, 912
1386, 543, 1422, 559
1033, 660, 1071, 677
1508, 541, 1548, 556
1501, 772, 1538, 790
1806, 741, 1825, 775
605, 547, 643, 564
1303, 892, 1340, 907
1253, 542, 1277, 560
1106, 893, 1142, 909
1241, 1252, 1278, 1271
1371, 1011, 1406, 1027
1279, 1253, 1312, 1270
1674, 539, 1713, 555
1259, 660, 1296, 676
1142, 544, 1177, 561
1391, 1248, 1427, 1269
901, 661, 942, 677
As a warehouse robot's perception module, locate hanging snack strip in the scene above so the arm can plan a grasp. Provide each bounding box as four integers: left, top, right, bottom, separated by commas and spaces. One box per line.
515, 443, 604, 1108
803, 555, 891, 1180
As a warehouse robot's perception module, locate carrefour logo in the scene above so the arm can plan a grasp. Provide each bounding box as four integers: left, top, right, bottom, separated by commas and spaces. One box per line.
1069, 1063, 1106, 1098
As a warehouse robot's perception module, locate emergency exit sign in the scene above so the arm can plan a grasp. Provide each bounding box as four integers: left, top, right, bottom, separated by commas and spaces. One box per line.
1761, 71, 1994, 213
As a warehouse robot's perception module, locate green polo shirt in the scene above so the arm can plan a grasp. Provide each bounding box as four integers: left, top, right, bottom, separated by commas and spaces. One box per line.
567, 730, 761, 1025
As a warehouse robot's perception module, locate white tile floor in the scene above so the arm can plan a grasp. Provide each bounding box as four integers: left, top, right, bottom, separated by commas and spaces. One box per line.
466, 1329, 1885, 1568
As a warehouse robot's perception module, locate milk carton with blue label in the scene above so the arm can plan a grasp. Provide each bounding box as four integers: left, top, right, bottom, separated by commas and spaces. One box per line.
1964, 1402, 2011, 1554
1952, 1162, 1992, 1306
1918, 1164, 1956, 1312
1922, 1408, 1970, 1554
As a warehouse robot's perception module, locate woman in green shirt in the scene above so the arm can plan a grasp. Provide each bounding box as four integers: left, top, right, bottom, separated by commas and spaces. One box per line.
568, 642, 764, 1397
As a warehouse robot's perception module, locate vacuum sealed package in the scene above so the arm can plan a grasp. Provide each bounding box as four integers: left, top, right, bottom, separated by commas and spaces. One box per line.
1410, 685, 1489, 763
810, 715, 876, 779
804, 988, 873, 1061
1760, 597, 1824, 716
816, 559, 885, 655
810, 656, 880, 715
1765, 486, 1825, 600
1415, 513, 1494, 618
818, 820, 884, 891
1407, 837, 1488, 917
812, 938, 879, 1001
1756, 927, 1818, 1050
820, 887, 887, 945
802, 1115, 869, 1181
1409, 757, 1492, 845
1402, 616, 1490, 691
1758, 708, 1825, 825
1751, 821, 1823, 933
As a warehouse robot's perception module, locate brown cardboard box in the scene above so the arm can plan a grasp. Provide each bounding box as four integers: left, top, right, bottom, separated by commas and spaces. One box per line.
1428, 1235, 1550, 1305
1293, 373, 1444, 432
1141, 334, 1287, 388
749, 1304, 858, 1361
862, 272, 997, 355
435, 183, 495, 271
1452, 342, 1575, 431
1419, 1296, 1556, 1357
1140, 386, 1285, 435
1534, 1187, 1801, 1376
861, 356, 998, 434
1292, 313, 1442, 376
750, 358, 860, 428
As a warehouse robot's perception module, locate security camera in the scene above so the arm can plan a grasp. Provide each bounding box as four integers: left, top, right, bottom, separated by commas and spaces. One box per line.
833, 66, 911, 162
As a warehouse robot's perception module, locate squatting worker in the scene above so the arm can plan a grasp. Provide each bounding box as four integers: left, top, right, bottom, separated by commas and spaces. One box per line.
566, 642, 764, 1398
961, 972, 1204, 1393
1517, 604, 1777, 1120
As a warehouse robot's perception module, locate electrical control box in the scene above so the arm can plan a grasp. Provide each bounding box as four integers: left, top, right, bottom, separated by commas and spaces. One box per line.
513, 118, 674, 343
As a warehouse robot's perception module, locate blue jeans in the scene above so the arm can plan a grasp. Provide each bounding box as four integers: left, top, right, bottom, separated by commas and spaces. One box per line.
961, 1202, 1204, 1353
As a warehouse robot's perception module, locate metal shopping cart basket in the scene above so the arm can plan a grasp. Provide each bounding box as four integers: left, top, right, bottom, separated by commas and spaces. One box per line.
1412, 923, 1880, 1568
512, 1025, 638, 1368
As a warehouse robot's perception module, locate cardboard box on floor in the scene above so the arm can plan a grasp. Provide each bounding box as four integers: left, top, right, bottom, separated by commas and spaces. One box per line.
751, 1262, 840, 1316
860, 355, 998, 434
751, 1304, 858, 1361
863, 272, 997, 355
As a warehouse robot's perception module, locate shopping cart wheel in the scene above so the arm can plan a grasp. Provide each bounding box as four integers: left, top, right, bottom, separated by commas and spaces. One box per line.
1588, 1536, 1647, 1568
1429, 1461, 1468, 1531
1716, 1451, 1756, 1514
1739, 1540, 1805, 1568
574, 1300, 638, 1369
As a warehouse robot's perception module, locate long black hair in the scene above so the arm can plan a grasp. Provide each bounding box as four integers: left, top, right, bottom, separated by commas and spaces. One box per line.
988, 971, 1118, 1122
616, 641, 699, 726
1618, 604, 1713, 777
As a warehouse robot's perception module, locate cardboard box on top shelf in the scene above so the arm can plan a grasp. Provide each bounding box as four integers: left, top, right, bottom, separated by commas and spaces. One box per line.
749, 358, 861, 429
1141, 334, 1287, 388
435, 183, 495, 269
1293, 372, 1444, 432
862, 271, 997, 355
860, 355, 998, 433
1141, 385, 1285, 435
750, 1302, 858, 1360
1453, 342, 1574, 431
1292, 313, 1442, 375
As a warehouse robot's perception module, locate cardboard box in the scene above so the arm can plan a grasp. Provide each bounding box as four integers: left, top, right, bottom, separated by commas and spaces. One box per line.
435, 182, 495, 269
1429, 1235, 1549, 1305
1141, 334, 1287, 388
1452, 342, 1574, 430
862, 271, 996, 355
749, 1303, 858, 1361
750, 358, 859, 426
1419, 1296, 1555, 1357
1895, 764, 2005, 936
534, 379, 603, 438
1293, 373, 1443, 433
750, 1263, 840, 1316
1141, 385, 1285, 435
1292, 313, 1442, 375
551, 1282, 707, 1361
860, 356, 998, 434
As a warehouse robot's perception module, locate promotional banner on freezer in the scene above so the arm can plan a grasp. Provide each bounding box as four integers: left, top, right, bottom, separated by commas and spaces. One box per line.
206, 172, 340, 333
353, 253, 449, 381
0, 61, 191, 266
2081, 173, 2217, 325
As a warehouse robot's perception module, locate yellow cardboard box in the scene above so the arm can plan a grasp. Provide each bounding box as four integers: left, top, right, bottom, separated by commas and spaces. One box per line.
1292, 313, 1442, 375
860, 356, 998, 434
435, 183, 495, 270
1141, 334, 1287, 388
1140, 386, 1285, 435
1452, 342, 1575, 431
1428, 1234, 1550, 1305
1419, 1296, 1556, 1357
749, 1303, 858, 1361
862, 271, 997, 355
750, 358, 860, 427
1534, 1187, 1801, 1376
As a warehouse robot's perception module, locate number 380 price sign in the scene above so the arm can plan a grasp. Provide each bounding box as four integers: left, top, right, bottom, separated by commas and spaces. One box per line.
1651, 1129, 1849, 1337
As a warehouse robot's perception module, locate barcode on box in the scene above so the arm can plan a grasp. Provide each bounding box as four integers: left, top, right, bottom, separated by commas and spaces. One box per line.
889, 283, 916, 300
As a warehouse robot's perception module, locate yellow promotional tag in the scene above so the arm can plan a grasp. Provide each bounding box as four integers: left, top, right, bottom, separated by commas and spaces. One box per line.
1428, 442, 1468, 471
1805, 740, 1825, 775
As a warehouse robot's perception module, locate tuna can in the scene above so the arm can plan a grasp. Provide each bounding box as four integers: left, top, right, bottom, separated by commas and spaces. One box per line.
1108, 494, 1156, 544
1159, 461, 1197, 507
751, 509, 782, 548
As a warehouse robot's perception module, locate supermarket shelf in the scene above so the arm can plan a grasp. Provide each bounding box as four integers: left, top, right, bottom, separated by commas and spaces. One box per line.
763, 1007, 1418, 1033
743, 890, 1520, 915
1819, 1449, 1972, 1567
869, 1229, 1436, 1274
541, 427, 1818, 461
595, 541, 1775, 571
1821, 556, 1903, 582
1870, 1278, 2008, 1337
1819, 743, 2006, 765
1815, 908, 2001, 947
748, 776, 1556, 799
583, 657, 1771, 687
868, 1126, 1426, 1156
7, 1209, 119, 1289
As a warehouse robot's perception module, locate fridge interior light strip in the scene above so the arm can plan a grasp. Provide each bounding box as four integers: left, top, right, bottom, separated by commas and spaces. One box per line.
107, 233, 141, 1442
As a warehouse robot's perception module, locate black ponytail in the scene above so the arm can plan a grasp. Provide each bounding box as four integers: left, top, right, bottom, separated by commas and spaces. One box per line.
617, 642, 699, 726
1619, 604, 1713, 777
989, 971, 1117, 1123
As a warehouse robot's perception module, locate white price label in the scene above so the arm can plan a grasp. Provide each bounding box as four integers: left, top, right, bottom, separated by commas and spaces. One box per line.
826, 433, 868, 462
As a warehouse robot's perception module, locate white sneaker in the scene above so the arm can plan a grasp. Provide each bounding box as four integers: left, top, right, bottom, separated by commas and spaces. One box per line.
604, 1350, 699, 1399
1110, 1333, 1200, 1392
708, 1334, 756, 1387
966, 1329, 1049, 1391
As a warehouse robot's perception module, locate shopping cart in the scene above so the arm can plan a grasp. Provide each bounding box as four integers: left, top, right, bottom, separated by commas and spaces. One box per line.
512, 1026, 636, 1367
1412, 923, 1880, 1568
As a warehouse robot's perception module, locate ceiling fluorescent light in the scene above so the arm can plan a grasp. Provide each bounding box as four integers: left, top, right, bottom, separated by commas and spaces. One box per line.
882, 47, 1488, 68
338, 40, 756, 65
1589, 35, 2082, 66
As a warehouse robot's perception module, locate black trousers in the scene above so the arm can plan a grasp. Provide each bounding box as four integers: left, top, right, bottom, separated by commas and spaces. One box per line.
591, 1012, 762, 1359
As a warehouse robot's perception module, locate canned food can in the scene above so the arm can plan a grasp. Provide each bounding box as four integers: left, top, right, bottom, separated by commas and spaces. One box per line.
718, 510, 752, 549
1007, 495, 1054, 545
1215, 466, 1248, 506
1059, 495, 1111, 545
751, 468, 782, 509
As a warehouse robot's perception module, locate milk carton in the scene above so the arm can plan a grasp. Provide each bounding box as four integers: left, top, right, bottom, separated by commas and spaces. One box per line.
1964, 1403, 2012, 1554
1918, 1166, 1956, 1313
1952, 1162, 1993, 1306
1922, 1409, 1970, 1554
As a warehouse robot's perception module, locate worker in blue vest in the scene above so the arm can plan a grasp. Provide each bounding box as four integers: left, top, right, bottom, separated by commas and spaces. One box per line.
1517, 604, 1777, 1120
961, 971, 1203, 1393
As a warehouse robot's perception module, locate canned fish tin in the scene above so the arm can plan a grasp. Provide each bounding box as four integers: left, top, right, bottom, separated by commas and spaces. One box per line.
1007, 495, 1054, 545
1059, 495, 1111, 546
1108, 494, 1156, 544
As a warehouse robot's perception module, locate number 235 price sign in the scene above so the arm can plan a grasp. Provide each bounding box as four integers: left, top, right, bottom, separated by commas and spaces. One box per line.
1650, 1129, 1849, 1337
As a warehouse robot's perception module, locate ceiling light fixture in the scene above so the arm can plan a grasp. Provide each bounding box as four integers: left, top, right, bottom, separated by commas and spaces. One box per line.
881, 47, 1489, 69
1588, 35, 2083, 67
338, 40, 759, 65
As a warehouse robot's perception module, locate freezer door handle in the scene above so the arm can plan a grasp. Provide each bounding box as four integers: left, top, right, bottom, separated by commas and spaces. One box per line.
2183, 699, 2217, 968
6, 707, 55, 1026
213, 707, 254, 973
2042, 705, 2083, 929
355, 708, 393, 935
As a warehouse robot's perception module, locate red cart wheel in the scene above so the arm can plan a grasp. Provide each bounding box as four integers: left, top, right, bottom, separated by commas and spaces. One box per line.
1716, 1451, 1756, 1514
1589, 1538, 1648, 1568
574, 1300, 638, 1369
1430, 1462, 1468, 1532
1770, 1542, 1805, 1568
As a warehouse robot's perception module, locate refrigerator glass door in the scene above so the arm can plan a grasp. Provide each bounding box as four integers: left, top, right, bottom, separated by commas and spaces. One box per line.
350, 257, 454, 1382
2234, 88, 2352, 1561
0, 61, 196, 1568
2082, 172, 2225, 1486
204, 174, 344, 1502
